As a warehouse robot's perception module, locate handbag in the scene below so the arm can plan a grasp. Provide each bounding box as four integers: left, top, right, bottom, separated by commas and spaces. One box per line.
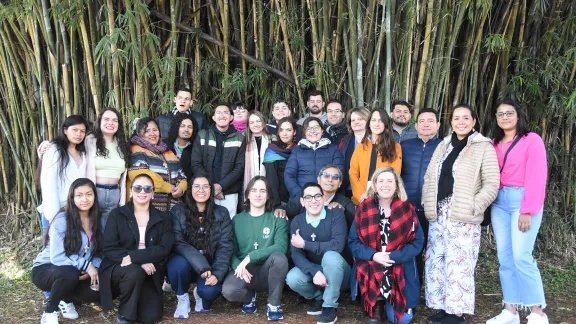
481, 135, 523, 226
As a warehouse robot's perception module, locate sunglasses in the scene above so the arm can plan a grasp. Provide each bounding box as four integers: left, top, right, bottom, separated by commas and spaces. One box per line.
132, 185, 154, 193
321, 172, 341, 181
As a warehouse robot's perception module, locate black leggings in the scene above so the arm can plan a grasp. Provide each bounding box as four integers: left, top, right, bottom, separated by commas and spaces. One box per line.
31, 264, 99, 313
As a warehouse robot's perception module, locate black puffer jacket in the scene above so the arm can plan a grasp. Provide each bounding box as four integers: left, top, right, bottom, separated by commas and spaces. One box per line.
170, 203, 233, 282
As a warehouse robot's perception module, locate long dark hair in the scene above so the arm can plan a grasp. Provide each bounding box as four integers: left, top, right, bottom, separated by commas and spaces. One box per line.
52, 115, 89, 179
363, 108, 397, 162
94, 107, 130, 167
183, 177, 215, 254
493, 99, 531, 144
44, 178, 101, 256
166, 113, 199, 151
242, 176, 274, 212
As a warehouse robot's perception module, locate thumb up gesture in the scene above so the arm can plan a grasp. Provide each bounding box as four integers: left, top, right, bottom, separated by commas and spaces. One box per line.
291, 229, 305, 249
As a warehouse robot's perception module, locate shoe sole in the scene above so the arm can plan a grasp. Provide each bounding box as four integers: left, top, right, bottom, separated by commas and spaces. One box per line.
307, 310, 322, 315
173, 306, 190, 319
242, 309, 257, 314
268, 316, 284, 321
317, 315, 337, 324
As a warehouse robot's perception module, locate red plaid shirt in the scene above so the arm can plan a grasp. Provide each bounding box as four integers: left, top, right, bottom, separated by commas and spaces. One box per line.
355, 196, 418, 322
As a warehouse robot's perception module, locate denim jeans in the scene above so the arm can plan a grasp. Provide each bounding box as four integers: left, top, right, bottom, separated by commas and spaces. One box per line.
166, 255, 222, 310
385, 302, 413, 324
96, 186, 121, 231
285, 251, 351, 308
491, 186, 546, 308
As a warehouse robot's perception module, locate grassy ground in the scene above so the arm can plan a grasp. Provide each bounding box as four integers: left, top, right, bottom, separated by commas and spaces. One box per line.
0, 230, 574, 324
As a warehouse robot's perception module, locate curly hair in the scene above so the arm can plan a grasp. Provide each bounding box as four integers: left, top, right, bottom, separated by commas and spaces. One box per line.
183, 177, 215, 255
166, 113, 199, 150
94, 107, 130, 167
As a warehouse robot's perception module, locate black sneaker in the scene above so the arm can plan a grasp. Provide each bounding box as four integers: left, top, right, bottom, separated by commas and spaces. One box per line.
428, 310, 447, 323
438, 314, 467, 324
317, 307, 337, 324
307, 299, 323, 315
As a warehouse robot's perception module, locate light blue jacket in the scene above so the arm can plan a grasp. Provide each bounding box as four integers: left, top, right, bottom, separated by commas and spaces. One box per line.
33, 212, 101, 270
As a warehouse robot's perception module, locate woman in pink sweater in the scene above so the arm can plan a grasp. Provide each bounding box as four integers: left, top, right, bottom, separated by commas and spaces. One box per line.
487, 99, 549, 324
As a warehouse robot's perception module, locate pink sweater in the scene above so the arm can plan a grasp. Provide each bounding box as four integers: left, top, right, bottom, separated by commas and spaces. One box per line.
493, 132, 547, 215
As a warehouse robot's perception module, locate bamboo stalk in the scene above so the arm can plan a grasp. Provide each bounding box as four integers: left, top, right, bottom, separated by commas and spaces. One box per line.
79, 15, 101, 115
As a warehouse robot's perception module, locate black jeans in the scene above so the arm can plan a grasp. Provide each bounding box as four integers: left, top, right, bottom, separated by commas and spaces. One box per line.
222, 252, 288, 306
416, 210, 429, 284
110, 264, 163, 324
31, 264, 99, 313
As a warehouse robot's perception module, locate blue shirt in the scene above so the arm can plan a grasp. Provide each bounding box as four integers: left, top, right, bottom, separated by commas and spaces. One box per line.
305, 207, 327, 228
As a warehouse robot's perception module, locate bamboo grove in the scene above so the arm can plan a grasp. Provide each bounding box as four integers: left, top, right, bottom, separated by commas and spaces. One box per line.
0, 0, 575, 257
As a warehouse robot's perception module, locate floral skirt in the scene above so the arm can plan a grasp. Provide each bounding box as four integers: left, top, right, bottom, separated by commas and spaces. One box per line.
425, 197, 482, 315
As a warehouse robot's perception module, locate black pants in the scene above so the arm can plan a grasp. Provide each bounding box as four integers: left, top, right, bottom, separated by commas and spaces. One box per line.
416, 210, 429, 284
110, 264, 162, 324
222, 252, 288, 306
31, 264, 99, 313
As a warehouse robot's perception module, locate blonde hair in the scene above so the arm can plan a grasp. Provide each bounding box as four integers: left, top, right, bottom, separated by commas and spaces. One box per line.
365, 166, 408, 201
346, 107, 371, 132
245, 110, 271, 143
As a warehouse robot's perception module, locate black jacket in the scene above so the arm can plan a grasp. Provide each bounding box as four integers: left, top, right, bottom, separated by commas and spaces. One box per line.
264, 159, 290, 207
190, 126, 246, 194
170, 203, 233, 282
99, 202, 174, 311
157, 109, 206, 139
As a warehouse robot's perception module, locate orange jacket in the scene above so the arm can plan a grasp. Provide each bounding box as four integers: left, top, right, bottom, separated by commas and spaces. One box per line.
349, 141, 402, 204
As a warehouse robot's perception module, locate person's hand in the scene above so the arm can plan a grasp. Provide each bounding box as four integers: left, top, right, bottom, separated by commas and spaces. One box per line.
373, 252, 395, 267
214, 183, 223, 196
327, 202, 343, 210
205, 275, 218, 286
234, 256, 252, 283
313, 271, 328, 287
359, 193, 368, 203
121, 255, 132, 267
87, 264, 99, 286
215, 192, 224, 200
172, 186, 184, 198
37, 141, 51, 157
291, 229, 305, 249
274, 209, 288, 220
518, 213, 531, 232
79, 271, 90, 280
200, 270, 212, 279
141, 263, 156, 275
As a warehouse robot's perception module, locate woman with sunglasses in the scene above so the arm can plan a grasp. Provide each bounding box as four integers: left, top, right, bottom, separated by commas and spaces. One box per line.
263, 117, 298, 207
167, 176, 233, 318
284, 117, 345, 199
32, 178, 102, 324
349, 108, 402, 205
128, 117, 187, 212
100, 174, 175, 324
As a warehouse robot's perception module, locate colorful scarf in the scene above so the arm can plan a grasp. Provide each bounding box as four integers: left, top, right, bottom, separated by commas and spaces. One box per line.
263, 142, 295, 163
231, 119, 247, 134
130, 136, 168, 155
355, 196, 418, 323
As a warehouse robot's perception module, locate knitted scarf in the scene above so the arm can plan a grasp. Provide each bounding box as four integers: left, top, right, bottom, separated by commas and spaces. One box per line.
130, 136, 168, 155
437, 131, 473, 202
231, 119, 247, 134
355, 196, 418, 323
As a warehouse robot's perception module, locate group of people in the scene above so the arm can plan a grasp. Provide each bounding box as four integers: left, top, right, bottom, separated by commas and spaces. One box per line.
33, 87, 549, 324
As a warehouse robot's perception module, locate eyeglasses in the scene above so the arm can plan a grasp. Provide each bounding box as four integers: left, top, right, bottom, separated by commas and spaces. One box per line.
215, 111, 231, 116
234, 107, 246, 113
327, 109, 342, 114
302, 194, 323, 202
496, 111, 515, 119
133, 185, 154, 193
306, 126, 322, 132
192, 184, 210, 191
321, 172, 341, 181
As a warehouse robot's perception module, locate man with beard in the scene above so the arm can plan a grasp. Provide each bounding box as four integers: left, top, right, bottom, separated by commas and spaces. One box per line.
167, 113, 198, 179
157, 87, 206, 139
323, 100, 349, 144
390, 100, 418, 143
297, 90, 327, 125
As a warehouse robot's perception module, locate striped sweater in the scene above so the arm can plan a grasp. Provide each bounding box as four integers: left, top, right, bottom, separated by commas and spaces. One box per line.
127, 144, 187, 212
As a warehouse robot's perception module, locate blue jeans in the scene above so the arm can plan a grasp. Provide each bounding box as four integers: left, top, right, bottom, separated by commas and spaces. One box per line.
385, 302, 413, 324
166, 255, 222, 310
285, 251, 350, 308
96, 186, 121, 231
491, 186, 546, 308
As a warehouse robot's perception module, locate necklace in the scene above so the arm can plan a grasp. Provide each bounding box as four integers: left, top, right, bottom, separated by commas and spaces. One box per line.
249, 214, 266, 250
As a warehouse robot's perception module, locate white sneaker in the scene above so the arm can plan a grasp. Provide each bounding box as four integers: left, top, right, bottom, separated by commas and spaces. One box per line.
193, 287, 206, 312
58, 301, 78, 319
162, 280, 174, 293
174, 293, 191, 319
486, 309, 520, 324
41, 311, 59, 324
527, 313, 549, 324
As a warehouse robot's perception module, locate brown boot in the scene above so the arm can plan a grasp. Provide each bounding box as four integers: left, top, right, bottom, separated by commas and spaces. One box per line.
366, 300, 384, 324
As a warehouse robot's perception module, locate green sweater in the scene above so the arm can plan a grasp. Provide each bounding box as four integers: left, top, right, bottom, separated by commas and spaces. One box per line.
231, 211, 288, 269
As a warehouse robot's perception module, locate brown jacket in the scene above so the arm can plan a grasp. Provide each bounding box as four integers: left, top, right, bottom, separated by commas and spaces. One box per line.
421, 132, 499, 224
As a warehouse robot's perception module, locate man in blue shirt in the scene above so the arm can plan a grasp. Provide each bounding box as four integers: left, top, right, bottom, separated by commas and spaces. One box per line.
400, 107, 441, 281
391, 100, 418, 143
286, 182, 349, 324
